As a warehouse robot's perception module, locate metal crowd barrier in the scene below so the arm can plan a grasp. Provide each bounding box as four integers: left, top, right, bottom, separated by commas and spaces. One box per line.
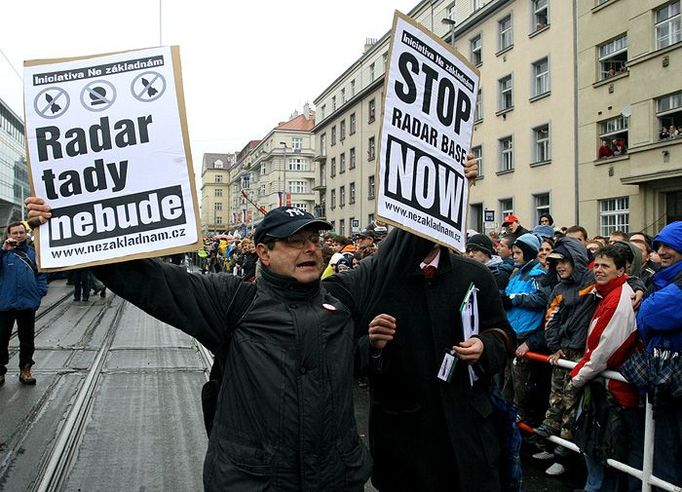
519, 351, 681, 492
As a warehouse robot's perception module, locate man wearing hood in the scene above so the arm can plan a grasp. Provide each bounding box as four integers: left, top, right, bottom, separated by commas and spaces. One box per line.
635, 221, 682, 489
466, 234, 510, 291
534, 237, 596, 475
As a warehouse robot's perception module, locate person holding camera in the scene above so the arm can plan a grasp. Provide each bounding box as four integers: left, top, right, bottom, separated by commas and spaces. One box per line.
0, 222, 48, 385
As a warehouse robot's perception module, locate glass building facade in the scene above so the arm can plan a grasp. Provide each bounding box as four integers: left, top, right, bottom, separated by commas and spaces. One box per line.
0, 98, 28, 225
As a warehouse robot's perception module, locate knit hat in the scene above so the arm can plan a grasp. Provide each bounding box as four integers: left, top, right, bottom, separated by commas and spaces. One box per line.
653, 221, 682, 254
513, 233, 541, 262
466, 234, 494, 257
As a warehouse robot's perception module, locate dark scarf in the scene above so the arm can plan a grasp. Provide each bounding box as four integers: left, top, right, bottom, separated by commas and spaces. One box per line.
260, 265, 320, 301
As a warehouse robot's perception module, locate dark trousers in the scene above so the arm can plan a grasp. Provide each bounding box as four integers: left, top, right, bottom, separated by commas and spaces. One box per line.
653, 402, 682, 490
0, 309, 36, 374
71, 269, 92, 300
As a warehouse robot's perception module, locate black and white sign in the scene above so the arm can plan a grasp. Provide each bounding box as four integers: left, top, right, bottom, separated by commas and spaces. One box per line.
24, 46, 201, 271
377, 12, 479, 251
484, 209, 495, 223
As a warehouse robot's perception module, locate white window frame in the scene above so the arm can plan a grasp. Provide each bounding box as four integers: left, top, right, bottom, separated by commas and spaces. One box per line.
533, 193, 551, 224
368, 137, 376, 160
598, 34, 628, 80
288, 158, 307, 171
475, 89, 483, 121
369, 63, 375, 82
368, 175, 375, 199
349, 147, 356, 169
470, 34, 482, 65
499, 75, 513, 110
340, 185, 346, 207
533, 124, 550, 163
532, 57, 550, 97
339, 153, 346, 174
599, 197, 630, 236
499, 198, 514, 220
499, 136, 514, 172
472, 145, 483, 177
532, 0, 549, 30
292, 137, 302, 152
656, 1, 681, 50
349, 182, 356, 204
289, 180, 307, 194
499, 15, 513, 51
215, 188, 223, 197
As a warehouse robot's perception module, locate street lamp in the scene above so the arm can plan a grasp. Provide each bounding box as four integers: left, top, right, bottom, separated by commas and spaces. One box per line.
280, 141, 287, 206
441, 18, 456, 48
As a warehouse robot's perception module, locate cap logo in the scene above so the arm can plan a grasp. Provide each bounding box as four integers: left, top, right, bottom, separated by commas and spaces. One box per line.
285, 208, 305, 217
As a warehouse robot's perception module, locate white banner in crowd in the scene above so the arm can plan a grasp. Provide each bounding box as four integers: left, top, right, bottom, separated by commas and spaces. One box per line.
377, 12, 480, 251
23, 46, 202, 271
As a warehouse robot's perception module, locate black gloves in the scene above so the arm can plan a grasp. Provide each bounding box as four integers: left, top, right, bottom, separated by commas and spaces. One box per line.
501, 295, 513, 310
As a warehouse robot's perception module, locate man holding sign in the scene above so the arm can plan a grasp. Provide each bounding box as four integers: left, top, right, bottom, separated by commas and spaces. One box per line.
364, 12, 515, 492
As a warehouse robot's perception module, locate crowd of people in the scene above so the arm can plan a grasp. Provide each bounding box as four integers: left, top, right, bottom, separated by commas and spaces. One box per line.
7, 169, 681, 492
463, 213, 682, 491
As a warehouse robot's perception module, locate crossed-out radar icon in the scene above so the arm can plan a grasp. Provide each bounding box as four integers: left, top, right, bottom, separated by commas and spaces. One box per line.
34, 87, 70, 119
131, 71, 166, 102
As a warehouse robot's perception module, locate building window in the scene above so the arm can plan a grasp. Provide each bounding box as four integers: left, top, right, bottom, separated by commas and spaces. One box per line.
370, 63, 375, 82
214, 175, 223, 183
339, 219, 345, 236
259, 184, 266, 196
288, 158, 308, 171
598, 115, 629, 157
368, 175, 375, 199
215, 216, 222, 224
499, 136, 514, 172
471, 145, 483, 177
260, 164, 267, 175
341, 88, 346, 104
350, 147, 356, 169
349, 182, 356, 204
600, 197, 630, 235
470, 35, 482, 65
321, 105, 326, 119
657, 90, 682, 139
532, 57, 550, 97
331, 189, 336, 209
340, 153, 346, 174
351, 79, 356, 96
533, 124, 550, 163
368, 213, 375, 225
320, 133, 327, 155
331, 126, 337, 146
331, 157, 336, 177
656, 1, 681, 49
446, 1, 456, 20
498, 15, 513, 51
340, 186, 346, 207
475, 89, 483, 122
292, 137, 302, 152
291, 203, 308, 212
350, 113, 356, 134
289, 181, 307, 194
368, 99, 376, 123
473, 0, 482, 10
498, 75, 513, 111
534, 193, 550, 224
532, 0, 549, 30
368, 137, 376, 161
598, 34, 628, 80
499, 198, 514, 219
215, 188, 223, 197
214, 202, 223, 211
214, 159, 224, 169
332, 96, 337, 111
340, 120, 346, 141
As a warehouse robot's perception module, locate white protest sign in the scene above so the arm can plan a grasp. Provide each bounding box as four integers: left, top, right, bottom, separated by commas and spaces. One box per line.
23, 46, 201, 271
377, 12, 479, 251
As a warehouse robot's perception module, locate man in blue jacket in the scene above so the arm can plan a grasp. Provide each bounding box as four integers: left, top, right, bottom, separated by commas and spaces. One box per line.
0, 222, 48, 385
636, 220, 682, 488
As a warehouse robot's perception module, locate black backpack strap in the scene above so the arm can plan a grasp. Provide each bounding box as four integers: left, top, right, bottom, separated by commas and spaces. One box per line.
202, 279, 256, 435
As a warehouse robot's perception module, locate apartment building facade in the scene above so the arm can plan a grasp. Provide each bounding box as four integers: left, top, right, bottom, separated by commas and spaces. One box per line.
0, 98, 29, 226
577, 0, 682, 236
228, 108, 317, 232
200, 152, 235, 233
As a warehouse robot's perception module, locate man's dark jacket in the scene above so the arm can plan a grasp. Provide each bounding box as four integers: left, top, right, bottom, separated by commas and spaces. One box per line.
333, 247, 514, 492
95, 229, 434, 491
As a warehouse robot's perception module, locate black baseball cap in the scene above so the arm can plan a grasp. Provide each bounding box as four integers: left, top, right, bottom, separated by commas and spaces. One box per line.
254, 207, 332, 245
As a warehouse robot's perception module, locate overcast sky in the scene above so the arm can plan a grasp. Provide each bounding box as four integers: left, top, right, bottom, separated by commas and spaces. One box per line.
1, 0, 417, 173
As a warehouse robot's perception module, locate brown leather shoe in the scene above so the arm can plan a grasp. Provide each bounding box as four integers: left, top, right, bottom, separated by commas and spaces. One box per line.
19, 367, 36, 385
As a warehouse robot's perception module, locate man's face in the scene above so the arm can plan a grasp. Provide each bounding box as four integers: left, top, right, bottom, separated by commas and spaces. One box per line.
657, 244, 682, 268
629, 234, 649, 259
257, 227, 322, 283
466, 248, 489, 264
497, 238, 512, 258
608, 233, 626, 244
566, 231, 587, 245
357, 236, 373, 249
7, 225, 27, 244
332, 241, 343, 252
505, 221, 519, 234
555, 258, 574, 279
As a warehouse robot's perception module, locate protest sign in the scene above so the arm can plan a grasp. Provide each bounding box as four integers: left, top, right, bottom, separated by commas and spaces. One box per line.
23, 46, 201, 271
377, 12, 480, 251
